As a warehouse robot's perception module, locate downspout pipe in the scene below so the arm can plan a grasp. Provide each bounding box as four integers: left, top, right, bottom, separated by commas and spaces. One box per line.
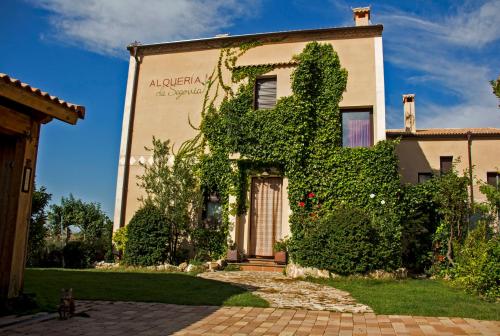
113, 44, 141, 231
467, 131, 474, 211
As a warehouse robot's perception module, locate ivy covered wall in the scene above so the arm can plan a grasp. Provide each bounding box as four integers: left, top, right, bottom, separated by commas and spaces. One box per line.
196, 41, 403, 270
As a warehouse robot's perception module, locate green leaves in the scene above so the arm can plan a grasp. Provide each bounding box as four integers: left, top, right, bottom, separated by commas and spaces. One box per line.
137, 137, 203, 263
199, 41, 403, 272
124, 203, 170, 266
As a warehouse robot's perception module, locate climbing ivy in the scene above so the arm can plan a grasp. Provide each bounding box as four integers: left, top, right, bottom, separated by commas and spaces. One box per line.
195, 41, 403, 270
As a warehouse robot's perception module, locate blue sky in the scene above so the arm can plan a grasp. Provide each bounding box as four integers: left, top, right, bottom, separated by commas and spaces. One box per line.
1, 0, 499, 217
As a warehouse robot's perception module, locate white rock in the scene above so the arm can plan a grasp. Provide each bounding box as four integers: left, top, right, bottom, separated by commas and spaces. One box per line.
286, 263, 331, 279
395, 267, 408, 279
178, 262, 188, 272
317, 269, 330, 278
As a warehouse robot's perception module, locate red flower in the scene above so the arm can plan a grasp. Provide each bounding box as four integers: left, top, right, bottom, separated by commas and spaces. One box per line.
308, 192, 315, 198
437, 255, 445, 262
298, 201, 305, 207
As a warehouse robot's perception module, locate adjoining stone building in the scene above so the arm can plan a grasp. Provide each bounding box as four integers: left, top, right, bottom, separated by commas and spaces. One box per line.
0, 73, 84, 302
387, 94, 500, 204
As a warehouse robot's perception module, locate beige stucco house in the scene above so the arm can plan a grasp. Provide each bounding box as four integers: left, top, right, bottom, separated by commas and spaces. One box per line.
114, 7, 499, 261
114, 8, 386, 258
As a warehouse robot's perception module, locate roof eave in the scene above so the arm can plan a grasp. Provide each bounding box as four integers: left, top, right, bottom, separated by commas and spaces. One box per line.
128, 24, 384, 54
0, 74, 85, 124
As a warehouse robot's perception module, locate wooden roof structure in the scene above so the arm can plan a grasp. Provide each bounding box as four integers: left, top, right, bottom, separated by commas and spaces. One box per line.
0, 73, 85, 125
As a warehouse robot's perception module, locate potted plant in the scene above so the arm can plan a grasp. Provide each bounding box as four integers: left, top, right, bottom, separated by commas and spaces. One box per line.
273, 239, 288, 265
226, 241, 239, 263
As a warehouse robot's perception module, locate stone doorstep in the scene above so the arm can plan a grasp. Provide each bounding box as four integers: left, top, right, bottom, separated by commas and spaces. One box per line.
233, 263, 285, 273
230, 258, 286, 273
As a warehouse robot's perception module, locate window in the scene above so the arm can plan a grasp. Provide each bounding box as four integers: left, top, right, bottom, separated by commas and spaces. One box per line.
342, 109, 372, 148
254, 77, 277, 110
487, 172, 499, 189
418, 172, 433, 184
202, 192, 222, 227
440, 156, 453, 175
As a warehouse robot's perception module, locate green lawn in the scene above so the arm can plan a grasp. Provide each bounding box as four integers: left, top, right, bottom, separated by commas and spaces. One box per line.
311, 277, 499, 321
24, 268, 268, 312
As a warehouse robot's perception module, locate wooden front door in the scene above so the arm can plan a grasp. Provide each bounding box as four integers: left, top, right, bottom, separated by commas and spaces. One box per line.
249, 177, 282, 257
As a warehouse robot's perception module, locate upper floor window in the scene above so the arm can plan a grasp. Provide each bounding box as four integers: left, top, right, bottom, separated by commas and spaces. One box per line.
487, 172, 499, 189
342, 109, 372, 148
254, 77, 277, 110
440, 156, 453, 175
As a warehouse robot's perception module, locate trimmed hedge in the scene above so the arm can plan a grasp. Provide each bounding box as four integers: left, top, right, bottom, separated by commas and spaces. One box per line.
123, 203, 170, 266
289, 206, 381, 275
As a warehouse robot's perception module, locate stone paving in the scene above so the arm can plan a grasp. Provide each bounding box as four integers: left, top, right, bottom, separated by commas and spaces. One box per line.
1, 300, 499, 336
199, 271, 372, 313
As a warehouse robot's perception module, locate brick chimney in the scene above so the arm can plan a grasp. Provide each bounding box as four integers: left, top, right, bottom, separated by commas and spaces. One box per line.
353, 7, 371, 26
403, 94, 416, 133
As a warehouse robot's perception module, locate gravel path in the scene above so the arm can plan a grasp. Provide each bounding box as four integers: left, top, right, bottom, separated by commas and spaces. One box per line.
199, 271, 372, 313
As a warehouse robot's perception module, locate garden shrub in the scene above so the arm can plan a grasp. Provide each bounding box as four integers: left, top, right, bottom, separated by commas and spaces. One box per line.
63, 241, 91, 269
39, 243, 64, 268
453, 221, 500, 301
113, 226, 128, 259
191, 226, 226, 261
400, 180, 440, 272
27, 186, 51, 267
289, 206, 381, 275
124, 203, 170, 266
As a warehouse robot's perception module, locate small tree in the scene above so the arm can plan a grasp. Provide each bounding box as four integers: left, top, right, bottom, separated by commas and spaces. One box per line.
47, 195, 113, 262
491, 75, 500, 107
479, 180, 500, 229
137, 137, 202, 263
432, 168, 470, 266
27, 185, 52, 266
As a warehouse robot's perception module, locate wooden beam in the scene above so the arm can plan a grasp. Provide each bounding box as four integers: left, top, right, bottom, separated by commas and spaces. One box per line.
0, 105, 32, 135
0, 82, 79, 125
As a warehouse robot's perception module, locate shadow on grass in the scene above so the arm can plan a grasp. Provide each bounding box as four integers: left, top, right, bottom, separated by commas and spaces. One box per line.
24, 268, 268, 313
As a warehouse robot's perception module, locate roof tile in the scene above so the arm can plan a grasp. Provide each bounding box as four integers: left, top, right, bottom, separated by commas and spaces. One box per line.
386, 128, 500, 137
0, 73, 85, 119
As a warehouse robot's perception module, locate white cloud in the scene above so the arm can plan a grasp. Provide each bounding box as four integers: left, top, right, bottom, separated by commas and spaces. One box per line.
378, 0, 500, 128
34, 0, 259, 57
444, 1, 500, 48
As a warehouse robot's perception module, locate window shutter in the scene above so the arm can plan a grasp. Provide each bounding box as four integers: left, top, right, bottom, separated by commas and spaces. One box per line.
255, 77, 277, 110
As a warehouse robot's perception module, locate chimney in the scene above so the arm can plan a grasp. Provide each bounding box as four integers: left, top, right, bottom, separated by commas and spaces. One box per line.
403, 94, 416, 133
353, 7, 371, 26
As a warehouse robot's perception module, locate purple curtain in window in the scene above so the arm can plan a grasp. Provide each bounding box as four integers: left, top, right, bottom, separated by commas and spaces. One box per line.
348, 119, 370, 147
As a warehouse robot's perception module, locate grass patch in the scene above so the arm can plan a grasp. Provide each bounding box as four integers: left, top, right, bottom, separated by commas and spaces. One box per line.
312, 277, 499, 320
24, 268, 268, 312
